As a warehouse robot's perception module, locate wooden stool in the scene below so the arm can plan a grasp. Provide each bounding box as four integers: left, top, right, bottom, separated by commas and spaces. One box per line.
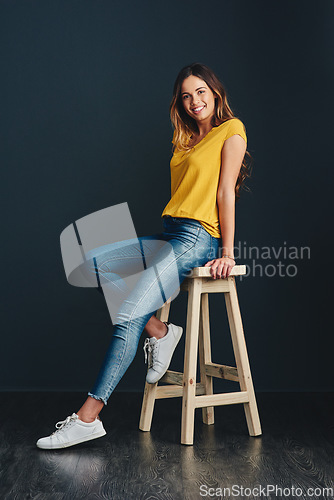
139, 265, 262, 445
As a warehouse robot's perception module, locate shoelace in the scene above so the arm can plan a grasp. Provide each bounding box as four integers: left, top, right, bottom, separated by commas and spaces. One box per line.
50, 413, 78, 436
143, 338, 159, 370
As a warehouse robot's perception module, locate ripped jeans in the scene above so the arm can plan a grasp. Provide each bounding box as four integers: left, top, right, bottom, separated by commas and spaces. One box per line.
87, 215, 220, 405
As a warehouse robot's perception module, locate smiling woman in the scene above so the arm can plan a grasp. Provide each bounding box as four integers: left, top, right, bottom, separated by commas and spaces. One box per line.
169, 63, 252, 200
36, 62, 253, 450
165, 62, 252, 255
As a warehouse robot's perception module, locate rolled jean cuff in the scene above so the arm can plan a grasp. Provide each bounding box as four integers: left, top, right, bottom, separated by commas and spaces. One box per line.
87, 392, 108, 406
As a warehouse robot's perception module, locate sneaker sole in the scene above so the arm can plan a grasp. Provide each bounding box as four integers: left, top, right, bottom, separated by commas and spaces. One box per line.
36, 428, 107, 449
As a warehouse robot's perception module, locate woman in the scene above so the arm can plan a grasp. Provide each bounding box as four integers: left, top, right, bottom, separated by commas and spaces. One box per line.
36, 62, 251, 449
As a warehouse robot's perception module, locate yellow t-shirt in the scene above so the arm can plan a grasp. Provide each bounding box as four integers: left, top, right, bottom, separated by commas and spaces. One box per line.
161, 118, 247, 238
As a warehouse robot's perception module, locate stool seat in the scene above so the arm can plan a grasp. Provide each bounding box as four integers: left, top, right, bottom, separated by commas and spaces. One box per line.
139, 265, 262, 445
185, 264, 246, 278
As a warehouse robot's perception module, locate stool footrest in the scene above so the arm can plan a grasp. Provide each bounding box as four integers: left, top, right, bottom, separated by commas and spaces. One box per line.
160, 370, 183, 386
194, 391, 249, 408
205, 362, 239, 382
156, 383, 205, 399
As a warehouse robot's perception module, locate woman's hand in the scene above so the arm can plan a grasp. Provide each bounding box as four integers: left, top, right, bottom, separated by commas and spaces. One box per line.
204, 257, 235, 279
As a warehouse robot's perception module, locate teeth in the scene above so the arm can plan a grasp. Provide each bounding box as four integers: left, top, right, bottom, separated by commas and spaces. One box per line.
193, 106, 204, 112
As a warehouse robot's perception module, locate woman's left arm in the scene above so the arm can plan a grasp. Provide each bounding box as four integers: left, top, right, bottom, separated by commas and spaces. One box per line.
204, 134, 247, 279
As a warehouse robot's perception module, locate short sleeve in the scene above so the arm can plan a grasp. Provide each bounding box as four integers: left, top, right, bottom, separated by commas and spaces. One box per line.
224, 118, 247, 147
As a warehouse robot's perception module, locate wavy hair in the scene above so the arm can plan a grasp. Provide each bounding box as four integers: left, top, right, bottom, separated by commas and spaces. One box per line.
170, 62, 253, 200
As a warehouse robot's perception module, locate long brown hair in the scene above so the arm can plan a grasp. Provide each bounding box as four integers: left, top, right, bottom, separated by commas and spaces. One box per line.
170, 62, 252, 200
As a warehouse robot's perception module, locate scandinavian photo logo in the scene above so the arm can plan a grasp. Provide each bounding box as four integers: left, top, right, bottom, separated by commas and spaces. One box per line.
219, 240, 311, 279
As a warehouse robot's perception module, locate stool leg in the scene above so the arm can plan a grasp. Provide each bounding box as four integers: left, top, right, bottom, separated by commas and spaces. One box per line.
224, 277, 262, 436
139, 300, 171, 432
181, 278, 202, 445
198, 293, 214, 425
139, 381, 158, 431
155, 298, 171, 323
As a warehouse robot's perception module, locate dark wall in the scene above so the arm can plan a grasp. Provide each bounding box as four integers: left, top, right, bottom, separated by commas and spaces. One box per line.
1, 0, 333, 394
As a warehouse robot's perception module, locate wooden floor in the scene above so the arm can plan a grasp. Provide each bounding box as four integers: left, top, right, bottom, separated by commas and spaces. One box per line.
0, 392, 333, 499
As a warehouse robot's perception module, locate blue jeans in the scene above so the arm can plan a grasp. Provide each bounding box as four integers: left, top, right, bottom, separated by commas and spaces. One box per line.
87, 215, 220, 405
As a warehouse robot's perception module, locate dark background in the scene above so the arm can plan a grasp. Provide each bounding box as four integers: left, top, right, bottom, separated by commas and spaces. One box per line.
1, 0, 333, 395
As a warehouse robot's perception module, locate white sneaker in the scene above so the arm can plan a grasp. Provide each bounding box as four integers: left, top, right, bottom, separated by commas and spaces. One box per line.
143, 322, 183, 384
36, 412, 107, 449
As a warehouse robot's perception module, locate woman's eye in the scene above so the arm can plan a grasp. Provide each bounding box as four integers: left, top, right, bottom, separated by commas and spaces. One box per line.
183, 95, 189, 99
198, 90, 205, 94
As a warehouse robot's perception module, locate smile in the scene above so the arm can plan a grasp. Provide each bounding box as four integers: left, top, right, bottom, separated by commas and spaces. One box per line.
191, 106, 205, 114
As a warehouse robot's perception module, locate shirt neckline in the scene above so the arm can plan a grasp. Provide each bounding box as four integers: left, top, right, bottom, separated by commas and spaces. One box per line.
189, 119, 233, 150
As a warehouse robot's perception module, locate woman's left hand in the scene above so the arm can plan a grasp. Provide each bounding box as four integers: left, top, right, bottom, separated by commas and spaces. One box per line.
204, 257, 235, 279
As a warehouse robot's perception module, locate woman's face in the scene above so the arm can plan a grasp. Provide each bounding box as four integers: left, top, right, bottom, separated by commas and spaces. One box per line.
180, 75, 216, 125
